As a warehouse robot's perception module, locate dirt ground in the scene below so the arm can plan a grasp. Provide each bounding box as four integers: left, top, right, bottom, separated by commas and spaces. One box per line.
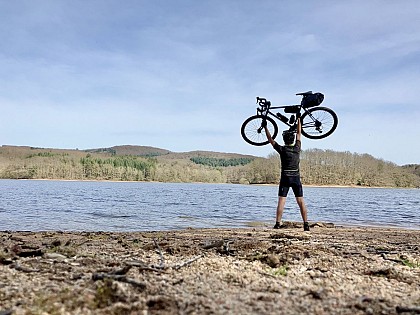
1, 223, 419, 315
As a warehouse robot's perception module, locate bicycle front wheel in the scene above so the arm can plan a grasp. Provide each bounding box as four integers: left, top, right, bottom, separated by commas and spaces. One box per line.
241, 115, 278, 146
301, 107, 338, 139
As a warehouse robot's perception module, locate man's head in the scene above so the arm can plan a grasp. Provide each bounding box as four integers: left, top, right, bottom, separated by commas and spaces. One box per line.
282, 130, 295, 145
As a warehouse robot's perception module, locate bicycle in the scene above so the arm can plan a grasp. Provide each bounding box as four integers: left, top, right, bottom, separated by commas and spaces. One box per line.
241, 91, 338, 146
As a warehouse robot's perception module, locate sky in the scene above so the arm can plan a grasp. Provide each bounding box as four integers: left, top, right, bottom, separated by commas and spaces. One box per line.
0, 1, 419, 166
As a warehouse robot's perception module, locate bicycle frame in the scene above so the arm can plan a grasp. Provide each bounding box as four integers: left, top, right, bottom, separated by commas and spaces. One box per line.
256, 100, 318, 131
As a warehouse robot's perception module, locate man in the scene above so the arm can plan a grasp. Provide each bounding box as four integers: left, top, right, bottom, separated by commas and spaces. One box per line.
263, 117, 310, 231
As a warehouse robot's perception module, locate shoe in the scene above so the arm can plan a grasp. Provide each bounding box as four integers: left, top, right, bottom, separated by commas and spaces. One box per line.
273, 222, 281, 229
304, 222, 310, 231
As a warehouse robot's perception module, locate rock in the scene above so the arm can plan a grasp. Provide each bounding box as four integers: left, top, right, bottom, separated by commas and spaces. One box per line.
17, 248, 44, 257
265, 254, 280, 268
51, 239, 62, 247
44, 253, 67, 260
0, 309, 13, 315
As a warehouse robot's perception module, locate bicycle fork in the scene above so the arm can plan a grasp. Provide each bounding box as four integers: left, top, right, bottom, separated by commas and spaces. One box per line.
256, 108, 269, 134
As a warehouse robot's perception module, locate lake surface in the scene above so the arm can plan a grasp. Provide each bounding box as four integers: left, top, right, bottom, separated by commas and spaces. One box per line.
0, 179, 419, 231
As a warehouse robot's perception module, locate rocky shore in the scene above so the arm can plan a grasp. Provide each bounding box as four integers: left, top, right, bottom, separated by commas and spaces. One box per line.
1, 223, 419, 314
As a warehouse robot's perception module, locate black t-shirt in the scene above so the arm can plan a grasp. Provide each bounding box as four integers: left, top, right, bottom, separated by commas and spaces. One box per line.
273, 140, 301, 176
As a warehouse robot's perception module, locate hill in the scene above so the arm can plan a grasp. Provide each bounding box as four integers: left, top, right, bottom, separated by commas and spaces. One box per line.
158, 150, 256, 160
0, 145, 419, 187
85, 145, 257, 160
85, 145, 171, 157
402, 164, 420, 177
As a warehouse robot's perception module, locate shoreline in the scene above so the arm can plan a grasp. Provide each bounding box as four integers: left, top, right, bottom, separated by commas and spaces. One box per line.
2, 218, 420, 232
1, 226, 419, 314
2, 178, 417, 189
2, 221, 420, 232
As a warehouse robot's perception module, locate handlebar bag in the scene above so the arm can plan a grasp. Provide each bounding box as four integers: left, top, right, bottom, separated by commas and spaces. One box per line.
301, 93, 324, 108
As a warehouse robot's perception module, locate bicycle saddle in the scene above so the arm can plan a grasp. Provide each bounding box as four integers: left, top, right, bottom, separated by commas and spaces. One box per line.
296, 91, 313, 96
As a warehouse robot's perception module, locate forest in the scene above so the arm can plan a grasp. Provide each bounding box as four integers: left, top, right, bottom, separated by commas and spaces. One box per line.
0, 145, 419, 188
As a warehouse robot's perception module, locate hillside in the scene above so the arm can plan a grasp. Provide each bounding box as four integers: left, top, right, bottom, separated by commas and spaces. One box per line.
158, 150, 257, 160
0, 145, 419, 188
85, 145, 171, 157
85, 145, 257, 160
402, 164, 420, 177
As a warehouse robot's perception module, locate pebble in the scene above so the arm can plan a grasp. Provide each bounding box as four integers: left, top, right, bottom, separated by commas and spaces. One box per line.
44, 253, 67, 260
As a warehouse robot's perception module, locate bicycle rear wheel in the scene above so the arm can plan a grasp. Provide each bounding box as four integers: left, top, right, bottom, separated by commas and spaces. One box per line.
301, 107, 338, 139
241, 115, 278, 146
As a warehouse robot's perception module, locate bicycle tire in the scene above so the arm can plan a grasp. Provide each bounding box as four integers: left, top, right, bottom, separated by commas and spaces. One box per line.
301, 107, 338, 139
241, 115, 278, 146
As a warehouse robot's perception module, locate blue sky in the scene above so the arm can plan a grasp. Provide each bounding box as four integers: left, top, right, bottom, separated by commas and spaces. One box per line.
0, 1, 419, 165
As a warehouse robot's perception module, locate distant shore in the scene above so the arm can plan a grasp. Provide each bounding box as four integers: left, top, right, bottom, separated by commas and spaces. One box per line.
1, 225, 419, 314
2, 144, 418, 189
3, 177, 416, 189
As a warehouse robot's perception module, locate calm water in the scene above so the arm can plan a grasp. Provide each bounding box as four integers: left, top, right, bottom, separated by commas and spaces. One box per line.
0, 179, 419, 231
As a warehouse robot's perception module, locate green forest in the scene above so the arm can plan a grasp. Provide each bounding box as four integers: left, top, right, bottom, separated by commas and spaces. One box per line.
0, 145, 419, 188
190, 157, 254, 167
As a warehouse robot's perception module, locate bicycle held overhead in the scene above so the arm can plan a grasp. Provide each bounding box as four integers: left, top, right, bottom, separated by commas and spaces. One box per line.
241, 91, 338, 146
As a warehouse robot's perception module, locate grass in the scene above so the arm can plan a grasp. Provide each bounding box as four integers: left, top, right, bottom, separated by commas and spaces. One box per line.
95, 279, 123, 308
400, 258, 420, 268
271, 265, 289, 277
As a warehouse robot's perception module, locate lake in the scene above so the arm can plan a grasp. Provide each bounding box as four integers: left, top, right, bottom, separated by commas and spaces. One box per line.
0, 179, 419, 231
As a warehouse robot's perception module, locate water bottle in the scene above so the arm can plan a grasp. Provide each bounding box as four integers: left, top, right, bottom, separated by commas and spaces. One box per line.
276, 113, 289, 123
289, 115, 295, 124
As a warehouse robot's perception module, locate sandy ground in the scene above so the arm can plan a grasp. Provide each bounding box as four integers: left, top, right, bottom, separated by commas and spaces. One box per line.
1, 223, 419, 315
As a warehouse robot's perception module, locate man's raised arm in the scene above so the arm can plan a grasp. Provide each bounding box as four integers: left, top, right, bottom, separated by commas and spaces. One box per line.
262, 120, 276, 146
296, 117, 302, 142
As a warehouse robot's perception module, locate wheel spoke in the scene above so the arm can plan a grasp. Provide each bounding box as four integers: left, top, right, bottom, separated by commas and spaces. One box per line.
301, 107, 338, 139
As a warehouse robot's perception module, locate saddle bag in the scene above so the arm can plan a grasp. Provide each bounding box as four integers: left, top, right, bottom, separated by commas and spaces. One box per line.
301, 92, 324, 108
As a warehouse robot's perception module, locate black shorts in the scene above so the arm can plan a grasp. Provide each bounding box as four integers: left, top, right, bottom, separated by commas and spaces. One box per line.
278, 175, 303, 197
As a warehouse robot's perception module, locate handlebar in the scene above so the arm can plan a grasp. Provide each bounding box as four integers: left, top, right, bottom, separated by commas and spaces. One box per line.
256, 96, 271, 107
256, 97, 271, 117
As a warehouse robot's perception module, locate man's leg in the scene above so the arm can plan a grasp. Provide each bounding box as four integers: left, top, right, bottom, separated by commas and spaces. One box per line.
296, 197, 310, 231
276, 196, 287, 223
275, 178, 289, 228
295, 197, 308, 222
290, 176, 309, 231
